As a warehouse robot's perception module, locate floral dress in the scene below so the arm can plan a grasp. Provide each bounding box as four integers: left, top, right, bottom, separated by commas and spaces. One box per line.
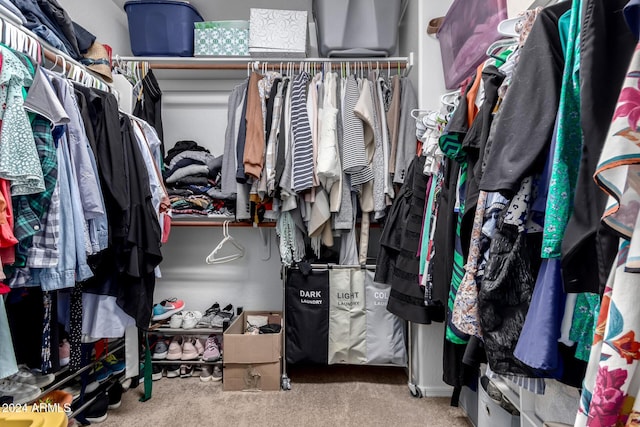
575, 44, 640, 427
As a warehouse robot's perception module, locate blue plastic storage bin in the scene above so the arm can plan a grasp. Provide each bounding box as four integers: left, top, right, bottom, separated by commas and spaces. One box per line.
124, 0, 204, 56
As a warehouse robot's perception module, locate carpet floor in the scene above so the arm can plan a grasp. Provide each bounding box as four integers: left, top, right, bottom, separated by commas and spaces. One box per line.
94, 365, 472, 427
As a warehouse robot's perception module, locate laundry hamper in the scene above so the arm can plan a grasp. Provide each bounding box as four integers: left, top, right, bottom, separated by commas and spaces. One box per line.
285, 268, 329, 365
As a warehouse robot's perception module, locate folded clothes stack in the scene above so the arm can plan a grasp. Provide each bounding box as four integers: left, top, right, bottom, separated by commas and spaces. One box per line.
163, 140, 235, 218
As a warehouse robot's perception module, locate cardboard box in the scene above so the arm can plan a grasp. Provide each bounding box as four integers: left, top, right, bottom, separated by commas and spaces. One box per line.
223, 361, 281, 391
249, 8, 307, 57
194, 21, 249, 56
223, 311, 282, 391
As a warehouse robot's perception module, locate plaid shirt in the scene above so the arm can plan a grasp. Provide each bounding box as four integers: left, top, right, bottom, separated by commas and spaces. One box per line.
27, 180, 60, 269
12, 117, 58, 268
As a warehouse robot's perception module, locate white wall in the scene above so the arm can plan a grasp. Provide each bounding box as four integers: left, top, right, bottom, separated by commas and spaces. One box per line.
398, 0, 455, 398
154, 227, 283, 314
416, 1, 455, 111
56, 0, 131, 55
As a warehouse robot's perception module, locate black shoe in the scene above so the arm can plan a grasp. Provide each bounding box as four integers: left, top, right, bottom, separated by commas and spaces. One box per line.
165, 364, 181, 378
180, 364, 194, 378
82, 392, 109, 423
151, 365, 164, 381
107, 382, 123, 410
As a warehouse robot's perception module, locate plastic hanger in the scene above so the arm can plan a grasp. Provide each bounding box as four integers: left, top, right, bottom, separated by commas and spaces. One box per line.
48, 54, 66, 75
410, 108, 431, 121
440, 90, 460, 108
205, 220, 245, 264
486, 38, 517, 61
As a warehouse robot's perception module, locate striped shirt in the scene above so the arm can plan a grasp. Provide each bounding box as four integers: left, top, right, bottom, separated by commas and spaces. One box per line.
291, 72, 314, 193
343, 76, 373, 186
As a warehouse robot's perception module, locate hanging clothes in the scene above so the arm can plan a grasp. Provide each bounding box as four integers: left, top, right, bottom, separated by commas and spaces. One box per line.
375, 155, 445, 324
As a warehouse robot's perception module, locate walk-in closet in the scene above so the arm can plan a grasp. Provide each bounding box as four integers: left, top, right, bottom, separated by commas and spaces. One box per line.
0, 0, 635, 426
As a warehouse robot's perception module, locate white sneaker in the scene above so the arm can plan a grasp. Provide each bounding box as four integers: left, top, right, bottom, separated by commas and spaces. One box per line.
9, 365, 55, 388
181, 311, 203, 329
194, 338, 204, 356
0, 379, 41, 404
199, 365, 213, 382
169, 312, 184, 329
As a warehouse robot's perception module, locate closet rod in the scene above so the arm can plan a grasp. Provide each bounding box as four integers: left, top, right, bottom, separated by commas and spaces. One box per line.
289, 264, 377, 270
171, 218, 276, 227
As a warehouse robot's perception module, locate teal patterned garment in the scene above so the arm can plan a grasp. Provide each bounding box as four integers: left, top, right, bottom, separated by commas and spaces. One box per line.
446, 162, 469, 344
439, 129, 470, 344
569, 292, 600, 362
541, 0, 583, 258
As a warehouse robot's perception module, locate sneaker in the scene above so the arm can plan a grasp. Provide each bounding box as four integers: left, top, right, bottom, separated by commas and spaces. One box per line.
107, 382, 123, 410
214, 335, 223, 354
181, 310, 203, 329
211, 304, 234, 328
151, 365, 164, 381
103, 354, 125, 375
152, 298, 185, 321
202, 335, 221, 362
82, 391, 108, 423
59, 339, 70, 367
84, 375, 100, 394
169, 312, 184, 328
165, 364, 180, 378
152, 339, 169, 360
61, 382, 82, 401
0, 379, 41, 404
9, 365, 55, 388
198, 302, 220, 327
211, 365, 222, 382
194, 338, 204, 356
62, 377, 98, 402
181, 338, 200, 361
179, 365, 194, 378
94, 362, 111, 383
166, 336, 183, 360
199, 365, 213, 382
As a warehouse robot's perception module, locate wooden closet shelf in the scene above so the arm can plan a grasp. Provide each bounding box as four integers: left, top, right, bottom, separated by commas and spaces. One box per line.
114, 54, 414, 73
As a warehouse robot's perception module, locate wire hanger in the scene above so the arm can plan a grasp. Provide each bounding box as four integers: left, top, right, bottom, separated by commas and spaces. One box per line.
205, 220, 245, 264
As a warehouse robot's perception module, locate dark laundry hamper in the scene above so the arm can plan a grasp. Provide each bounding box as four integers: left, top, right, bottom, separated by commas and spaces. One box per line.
285, 269, 329, 365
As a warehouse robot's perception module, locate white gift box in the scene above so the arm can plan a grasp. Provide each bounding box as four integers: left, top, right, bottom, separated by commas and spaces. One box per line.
249, 8, 307, 57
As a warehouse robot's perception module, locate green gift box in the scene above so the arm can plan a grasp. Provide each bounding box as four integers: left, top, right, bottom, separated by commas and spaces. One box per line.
194, 21, 250, 56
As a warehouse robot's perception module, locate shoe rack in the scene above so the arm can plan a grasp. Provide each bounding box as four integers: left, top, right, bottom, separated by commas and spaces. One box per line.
148, 325, 225, 366
27, 339, 127, 420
